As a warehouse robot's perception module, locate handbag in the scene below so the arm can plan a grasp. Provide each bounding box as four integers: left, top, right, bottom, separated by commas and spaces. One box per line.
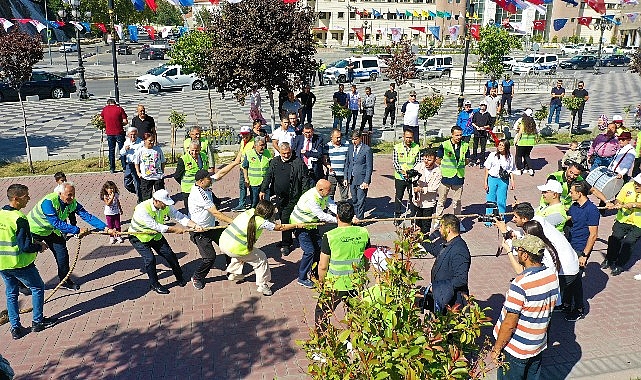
499, 166, 511, 181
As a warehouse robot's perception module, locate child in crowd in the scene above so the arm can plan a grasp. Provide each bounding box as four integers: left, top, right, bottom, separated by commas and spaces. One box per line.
559, 141, 582, 171
100, 181, 124, 244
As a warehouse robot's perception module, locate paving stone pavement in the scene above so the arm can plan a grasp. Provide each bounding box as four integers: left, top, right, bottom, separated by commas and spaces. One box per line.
1, 70, 640, 161
1, 144, 641, 379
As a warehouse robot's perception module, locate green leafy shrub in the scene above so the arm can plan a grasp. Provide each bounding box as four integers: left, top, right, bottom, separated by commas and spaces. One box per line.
331, 103, 352, 119
562, 96, 584, 111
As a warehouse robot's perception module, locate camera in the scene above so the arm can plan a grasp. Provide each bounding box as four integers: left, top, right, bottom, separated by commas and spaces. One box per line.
405, 169, 421, 184
478, 201, 499, 223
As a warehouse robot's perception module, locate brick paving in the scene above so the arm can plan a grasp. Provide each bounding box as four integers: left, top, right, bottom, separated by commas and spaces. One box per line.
1, 144, 641, 379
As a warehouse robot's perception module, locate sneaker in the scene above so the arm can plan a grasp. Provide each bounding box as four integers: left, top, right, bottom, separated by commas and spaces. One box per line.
513, 169, 522, 176
280, 246, 290, 256
528, 169, 534, 176
459, 223, 466, 232
611, 266, 623, 276
11, 325, 28, 340
109, 237, 116, 244
257, 284, 273, 296
227, 273, 245, 282
231, 205, 246, 212
116, 236, 124, 244
32, 317, 58, 332
297, 278, 314, 288
600, 260, 611, 270
60, 280, 80, 291
191, 277, 205, 290
565, 310, 585, 322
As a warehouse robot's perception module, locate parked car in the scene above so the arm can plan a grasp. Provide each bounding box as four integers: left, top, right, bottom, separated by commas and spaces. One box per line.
58, 43, 78, 53
560, 44, 581, 56
621, 46, 637, 55
376, 53, 392, 74
575, 43, 598, 54
135, 64, 205, 92
502, 56, 519, 70
323, 56, 381, 83
138, 47, 165, 60
602, 45, 620, 54
117, 44, 133, 55
0, 71, 76, 102
599, 54, 631, 66
414, 55, 454, 79
512, 54, 558, 75
559, 55, 598, 70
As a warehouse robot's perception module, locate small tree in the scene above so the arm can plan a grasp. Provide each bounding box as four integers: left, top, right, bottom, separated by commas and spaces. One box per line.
384, 39, 416, 87
169, 110, 187, 163
0, 30, 44, 173
562, 96, 585, 134
552, 35, 558, 44
477, 26, 521, 78
629, 48, 641, 74
418, 94, 444, 147
534, 105, 548, 130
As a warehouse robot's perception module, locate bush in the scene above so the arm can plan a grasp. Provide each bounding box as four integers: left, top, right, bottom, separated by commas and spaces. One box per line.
552, 36, 558, 44
588, 36, 594, 45
299, 227, 498, 379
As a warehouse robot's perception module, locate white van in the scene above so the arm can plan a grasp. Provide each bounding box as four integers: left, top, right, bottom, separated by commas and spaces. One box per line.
414, 55, 454, 79
323, 56, 381, 83
512, 54, 558, 75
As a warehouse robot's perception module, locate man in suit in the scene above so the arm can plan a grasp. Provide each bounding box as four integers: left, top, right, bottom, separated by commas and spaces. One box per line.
344, 131, 373, 220
422, 214, 471, 313
291, 123, 325, 187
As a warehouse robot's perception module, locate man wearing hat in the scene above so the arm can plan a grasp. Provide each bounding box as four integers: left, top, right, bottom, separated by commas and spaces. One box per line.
535, 179, 567, 232
400, 91, 420, 144
456, 100, 475, 144
603, 174, 641, 277
606, 131, 636, 183
128, 189, 204, 294
588, 122, 619, 170
491, 235, 559, 379
500, 74, 514, 116
232, 126, 255, 211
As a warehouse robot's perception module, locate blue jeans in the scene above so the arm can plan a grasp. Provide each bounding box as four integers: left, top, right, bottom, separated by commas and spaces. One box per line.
332, 117, 343, 130
487, 175, 509, 216
296, 228, 321, 281
106, 134, 125, 173
237, 170, 247, 208
32, 232, 70, 282
124, 162, 143, 203
497, 352, 542, 380
0, 263, 45, 328
249, 186, 269, 208
590, 155, 614, 171
547, 104, 561, 124
301, 107, 313, 124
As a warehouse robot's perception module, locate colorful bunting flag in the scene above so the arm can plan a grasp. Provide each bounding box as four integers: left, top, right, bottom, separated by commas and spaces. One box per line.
390, 27, 402, 42
495, 0, 517, 13
509, 0, 527, 10
422, 10, 429, 17
209, 0, 220, 4
352, 27, 364, 41
436, 11, 445, 18
179, 0, 194, 5
115, 24, 123, 39
627, 12, 640, 22
428, 26, 440, 40
0, 18, 14, 31
143, 25, 155, 39
526, 0, 544, 4
373, 9, 382, 18
509, 21, 527, 33
622, 0, 639, 4
29, 20, 47, 33
449, 24, 461, 40
409, 26, 426, 33
586, 0, 606, 14
131, 0, 145, 11
145, 0, 158, 11
95, 23, 107, 33
128, 25, 139, 42
470, 24, 480, 40
405, 10, 413, 17
578, 16, 592, 26
603, 14, 622, 24
412, 10, 420, 17
444, 11, 452, 18
553, 18, 568, 30
55, 21, 66, 27
396, 9, 401, 18
533, 19, 546, 30
429, 10, 436, 18
48, 20, 60, 29
12, 19, 32, 24
80, 22, 91, 32
70, 21, 84, 31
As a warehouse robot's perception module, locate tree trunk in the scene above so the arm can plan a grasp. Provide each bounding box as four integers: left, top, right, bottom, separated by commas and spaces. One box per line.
99, 129, 104, 168
171, 125, 176, 163
267, 88, 276, 132
207, 86, 214, 131
18, 90, 35, 174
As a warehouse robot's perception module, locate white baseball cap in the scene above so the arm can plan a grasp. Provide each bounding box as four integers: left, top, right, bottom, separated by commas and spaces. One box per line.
523, 108, 534, 117
152, 189, 174, 205
537, 179, 563, 194
240, 126, 252, 134
613, 114, 624, 122
633, 174, 641, 185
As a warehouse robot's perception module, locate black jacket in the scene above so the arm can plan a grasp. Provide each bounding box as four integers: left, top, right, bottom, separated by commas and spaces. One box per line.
260, 155, 311, 200
424, 235, 471, 309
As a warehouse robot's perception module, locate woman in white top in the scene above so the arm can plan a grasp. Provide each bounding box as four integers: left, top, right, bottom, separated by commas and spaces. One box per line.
411, 148, 442, 233
607, 131, 636, 182
484, 139, 516, 217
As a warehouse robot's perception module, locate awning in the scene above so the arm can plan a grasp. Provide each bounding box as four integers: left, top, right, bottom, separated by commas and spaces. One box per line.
313, 27, 329, 31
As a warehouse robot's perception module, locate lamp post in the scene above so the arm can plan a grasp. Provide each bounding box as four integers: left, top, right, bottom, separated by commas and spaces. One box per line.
458, 2, 475, 110
593, 16, 616, 75
70, 0, 89, 100
108, 0, 120, 103
362, 20, 368, 47
44, 0, 53, 65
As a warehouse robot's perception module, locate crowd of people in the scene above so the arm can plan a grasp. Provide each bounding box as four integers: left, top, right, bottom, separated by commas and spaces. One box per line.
2, 80, 641, 379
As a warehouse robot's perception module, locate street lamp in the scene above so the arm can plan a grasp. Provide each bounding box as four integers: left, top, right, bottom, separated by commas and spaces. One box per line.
108, 0, 120, 103
458, 2, 475, 110
70, 0, 89, 100
362, 20, 368, 47
346, 2, 356, 46
593, 16, 617, 75
57, 9, 70, 75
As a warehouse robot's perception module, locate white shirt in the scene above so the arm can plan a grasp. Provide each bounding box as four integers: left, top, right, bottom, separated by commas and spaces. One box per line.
271, 127, 296, 157
132, 203, 191, 233
120, 137, 143, 163
307, 189, 338, 223
402, 101, 420, 127
411, 163, 442, 208
484, 95, 501, 117
104, 193, 120, 216
607, 144, 636, 176
484, 152, 516, 178
188, 184, 217, 227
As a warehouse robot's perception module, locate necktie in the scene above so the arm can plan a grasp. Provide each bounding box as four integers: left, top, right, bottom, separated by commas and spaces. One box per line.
304, 139, 310, 166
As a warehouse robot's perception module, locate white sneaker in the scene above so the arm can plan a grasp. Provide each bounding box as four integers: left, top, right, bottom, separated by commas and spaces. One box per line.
116, 236, 124, 244
528, 169, 534, 176
109, 237, 116, 244
227, 273, 245, 281
257, 284, 273, 296
513, 169, 522, 176
634, 273, 641, 281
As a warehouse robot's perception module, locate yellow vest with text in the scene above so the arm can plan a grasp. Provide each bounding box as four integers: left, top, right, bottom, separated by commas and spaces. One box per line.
180, 151, 209, 193
290, 188, 328, 226
536, 202, 567, 232
27, 193, 77, 237
128, 199, 169, 243
0, 209, 37, 270
219, 209, 265, 256
440, 139, 469, 179
615, 182, 641, 227
393, 142, 420, 180
246, 148, 272, 187
325, 226, 369, 291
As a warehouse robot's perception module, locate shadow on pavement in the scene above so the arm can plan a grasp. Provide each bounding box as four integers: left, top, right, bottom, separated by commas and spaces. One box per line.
0, 135, 70, 161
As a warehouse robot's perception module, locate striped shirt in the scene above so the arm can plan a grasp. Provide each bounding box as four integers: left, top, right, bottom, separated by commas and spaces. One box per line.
493, 265, 559, 359
325, 141, 349, 177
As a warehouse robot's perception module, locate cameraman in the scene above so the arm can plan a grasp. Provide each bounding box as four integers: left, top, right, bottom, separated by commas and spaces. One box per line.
393, 129, 421, 224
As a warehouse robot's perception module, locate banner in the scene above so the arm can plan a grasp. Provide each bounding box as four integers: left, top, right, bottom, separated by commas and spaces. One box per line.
128, 25, 139, 42
95, 23, 107, 33
553, 18, 568, 31
352, 27, 364, 41
145, 0, 158, 11
586, 0, 606, 14
143, 25, 156, 39
627, 12, 640, 22
115, 24, 123, 39
470, 24, 480, 40
409, 26, 426, 33
390, 27, 402, 42
29, 20, 47, 33
449, 24, 461, 40
578, 16, 592, 26
533, 19, 546, 30
428, 25, 440, 40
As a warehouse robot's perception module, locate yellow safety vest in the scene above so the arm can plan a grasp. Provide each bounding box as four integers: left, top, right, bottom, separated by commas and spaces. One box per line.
128, 199, 169, 243
246, 148, 272, 187
290, 188, 328, 226
0, 209, 37, 270
615, 182, 641, 227
440, 139, 468, 179
27, 193, 77, 237
180, 151, 209, 193
536, 202, 567, 232
517, 133, 537, 147
325, 225, 369, 291
219, 209, 265, 256
393, 142, 420, 180
183, 137, 210, 154
540, 171, 584, 209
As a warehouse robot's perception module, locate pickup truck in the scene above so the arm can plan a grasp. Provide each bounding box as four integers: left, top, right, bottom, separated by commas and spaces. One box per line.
135, 64, 205, 93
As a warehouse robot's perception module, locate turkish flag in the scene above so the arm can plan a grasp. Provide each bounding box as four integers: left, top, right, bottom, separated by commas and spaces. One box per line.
352, 27, 364, 41
470, 24, 481, 40
585, 0, 606, 14
533, 19, 546, 30
95, 23, 107, 33
143, 25, 156, 40
578, 16, 592, 26
208, 0, 219, 3
145, 0, 158, 11
494, 0, 517, 14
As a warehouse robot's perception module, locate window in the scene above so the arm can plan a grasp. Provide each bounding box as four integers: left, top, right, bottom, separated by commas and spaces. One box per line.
444, 57, 452, 65
332, 32, 339, 40
338, 11, 345, 18
318, 12, 328, 18
362, 59, 378, 68
165, 68, 178, 76
31, 73, 47, 81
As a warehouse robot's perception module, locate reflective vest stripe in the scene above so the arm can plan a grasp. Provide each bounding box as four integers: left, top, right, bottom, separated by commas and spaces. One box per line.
220, 210, 265, 256
518, 133, 536, 147
290, 189, 327, 225
0, 209, 37, 269
325, 225, 369, 291
246, 149, 271, 187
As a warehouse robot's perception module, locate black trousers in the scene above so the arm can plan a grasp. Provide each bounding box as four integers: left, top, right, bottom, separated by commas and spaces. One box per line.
130, 235, 184, 286
394, 179, 412, 216
411, 204, 435, 234
558, 272, 579, 305
562, 267, 584, 312
500, 93, 513, 115
275, 193, 297, 247
632, 157, 641, 178
190, 229, 228, 280
361, 114, 373, 132
140, 178, 165, 201
576, 106, 585, 127
606, 221, 641, 268
473, 133, 488, 164
383, 107, 396, 127
515, 145, 534, 171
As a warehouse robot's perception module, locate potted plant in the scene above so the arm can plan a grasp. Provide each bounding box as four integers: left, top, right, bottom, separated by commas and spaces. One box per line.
168, 110, 187, 163
418, 94, 444, 147
90, 114, 106, 168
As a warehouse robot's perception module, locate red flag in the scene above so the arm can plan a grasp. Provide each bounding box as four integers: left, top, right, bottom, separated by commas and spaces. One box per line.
56, 21, 65, 27
145, 0, 157, 12
494, 0, 517, 14
94, 23, 107, 33
470, 24, 480, 40
352, 27, 364, 41
578, 16, 592, 26
143, 25, 156, 40
208, 0, 219, 3
533, 19, 546, 30
283, 0, 298, 3
526, 0, 544, 4
409, 26, 426, 33
585, 0, 605, 14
